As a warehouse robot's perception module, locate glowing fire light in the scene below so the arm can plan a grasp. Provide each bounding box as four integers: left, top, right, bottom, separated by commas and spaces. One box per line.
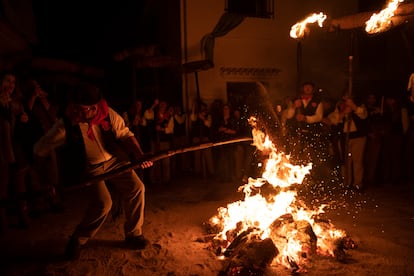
209, 117, 348, 269
365, 0, 404, 34
290, 12, 327, 39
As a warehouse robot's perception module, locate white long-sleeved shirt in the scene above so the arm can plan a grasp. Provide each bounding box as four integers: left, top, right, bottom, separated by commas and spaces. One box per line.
328, 105, 368, 133
190, 113, 212, 128
285, 99, 323, 124
144, 108, 174, 134
34, 107, 134, 165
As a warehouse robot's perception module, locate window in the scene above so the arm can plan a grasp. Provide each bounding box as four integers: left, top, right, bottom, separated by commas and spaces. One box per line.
225, 0, 274, 19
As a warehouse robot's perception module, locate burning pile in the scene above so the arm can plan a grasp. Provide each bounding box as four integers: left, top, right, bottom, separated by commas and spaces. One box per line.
205, 118, 356, 275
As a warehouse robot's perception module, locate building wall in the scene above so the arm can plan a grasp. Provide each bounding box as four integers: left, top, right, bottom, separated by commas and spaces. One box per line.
181, 0, 359, 109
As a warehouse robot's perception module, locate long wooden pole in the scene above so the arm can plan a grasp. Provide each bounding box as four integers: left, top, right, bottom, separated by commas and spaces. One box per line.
65, 137, 253, 191
344, 32, 354, 188
297, 41, 302, 90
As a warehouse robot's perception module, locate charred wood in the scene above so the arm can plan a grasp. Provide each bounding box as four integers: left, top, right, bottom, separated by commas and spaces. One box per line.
220, 233, 278, 276
334, 236, 357, 263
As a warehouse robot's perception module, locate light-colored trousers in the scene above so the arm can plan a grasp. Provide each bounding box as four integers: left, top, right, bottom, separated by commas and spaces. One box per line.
73, 157, 145, 245
340, 136, 367, 188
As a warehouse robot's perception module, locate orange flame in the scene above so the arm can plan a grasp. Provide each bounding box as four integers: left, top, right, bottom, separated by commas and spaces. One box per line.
290, 12, 327, 39
210, 117, 347, 269
365, 0, 404, 34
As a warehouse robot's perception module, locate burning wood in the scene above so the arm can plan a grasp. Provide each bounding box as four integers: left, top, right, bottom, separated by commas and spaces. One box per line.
219, 228, 278, 276
205, 120, 357, 273
270, 214, 317, 257
207, 213, 357, 273
334, 236, 357, 262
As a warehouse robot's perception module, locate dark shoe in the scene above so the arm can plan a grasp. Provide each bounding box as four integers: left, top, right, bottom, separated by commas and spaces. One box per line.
125, 235, 149, 250
64, 236, 82, 260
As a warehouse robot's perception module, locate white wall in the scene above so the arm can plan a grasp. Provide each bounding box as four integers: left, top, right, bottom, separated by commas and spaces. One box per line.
181, 0, 359, 107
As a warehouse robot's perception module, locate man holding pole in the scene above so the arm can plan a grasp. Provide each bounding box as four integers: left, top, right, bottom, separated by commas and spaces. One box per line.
33, 83, 152, 260
327, 95, 368, 191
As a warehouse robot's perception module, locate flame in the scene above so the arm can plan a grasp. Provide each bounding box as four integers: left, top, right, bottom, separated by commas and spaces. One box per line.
290, 12, 327, 39
209, 116, 347, 269
365, 0, 404, 34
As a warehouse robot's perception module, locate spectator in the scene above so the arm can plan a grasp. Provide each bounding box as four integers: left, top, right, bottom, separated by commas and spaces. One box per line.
402, 73, 414, 182
22, 77, 63, 212
122, 99, 146, 148
0, 71, 31, 233
171, 104, 190, 176
363, 93, 384, 187
379, 94, 407, 185
213, 103, 238, 182
328, 95, 368, 191
144, 99, 173, 185
285, 82, 326, 167
190, 100, 214, 178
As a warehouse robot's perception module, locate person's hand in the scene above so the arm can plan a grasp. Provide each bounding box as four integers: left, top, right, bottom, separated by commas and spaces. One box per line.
344, 98, 356, 110
219, 126, 227, 132
294, 99, 302, 108
372, 107, 381, 114
38, 88, 48, 98
140, 161, 153, 169
132, 116, 140, 126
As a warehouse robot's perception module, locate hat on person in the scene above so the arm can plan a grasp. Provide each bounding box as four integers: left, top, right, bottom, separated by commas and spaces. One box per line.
74, 83, 102, 105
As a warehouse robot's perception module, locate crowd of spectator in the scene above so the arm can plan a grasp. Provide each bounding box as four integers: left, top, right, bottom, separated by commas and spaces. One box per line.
1, 69, 414, 238
279, 77, 414, 193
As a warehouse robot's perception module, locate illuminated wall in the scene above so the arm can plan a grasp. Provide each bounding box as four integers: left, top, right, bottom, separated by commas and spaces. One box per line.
181, 0, 359, 107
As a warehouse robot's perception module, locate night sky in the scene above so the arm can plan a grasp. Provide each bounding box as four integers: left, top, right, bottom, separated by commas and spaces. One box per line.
32, 1, 155, 66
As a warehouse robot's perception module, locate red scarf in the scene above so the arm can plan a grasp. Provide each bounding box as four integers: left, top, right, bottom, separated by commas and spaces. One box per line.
301, 95, 312, 101
65, 99, 110, 140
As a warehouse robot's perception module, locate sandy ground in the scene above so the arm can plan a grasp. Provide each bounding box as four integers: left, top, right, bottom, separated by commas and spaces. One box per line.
1, 172, 414, 276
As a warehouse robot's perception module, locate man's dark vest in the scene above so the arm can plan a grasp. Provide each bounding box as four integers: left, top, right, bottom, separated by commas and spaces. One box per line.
338, 112, 368, 139
59, 115, 129, 186
287, 95, 322, 134
173, 115, 186, 137
190, 116, 211, 140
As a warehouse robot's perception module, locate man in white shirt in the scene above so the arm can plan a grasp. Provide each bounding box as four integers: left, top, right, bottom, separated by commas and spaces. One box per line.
34, 83, 152, 260
284, 82, 324, 167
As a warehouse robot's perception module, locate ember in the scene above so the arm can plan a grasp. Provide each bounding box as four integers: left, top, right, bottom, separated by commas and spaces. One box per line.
206, 117, 356, 274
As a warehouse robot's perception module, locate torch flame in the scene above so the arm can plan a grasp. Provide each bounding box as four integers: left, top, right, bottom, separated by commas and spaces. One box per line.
365, 0, 404, 34
210, 116, 347, 269
290, 12, 327, 39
